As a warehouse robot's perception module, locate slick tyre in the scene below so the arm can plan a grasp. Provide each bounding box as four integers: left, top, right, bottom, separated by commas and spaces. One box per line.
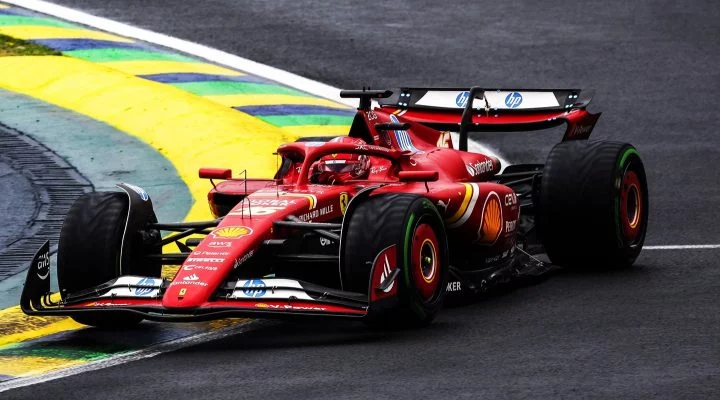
58, 192, 158, 328
537, 141, 648, 269
342, 194, 449, 328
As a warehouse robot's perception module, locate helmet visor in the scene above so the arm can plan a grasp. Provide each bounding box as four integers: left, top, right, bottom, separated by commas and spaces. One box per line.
320, 160, 356, 174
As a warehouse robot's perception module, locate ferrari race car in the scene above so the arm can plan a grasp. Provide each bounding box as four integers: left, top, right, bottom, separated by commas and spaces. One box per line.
21, 87, 648, 328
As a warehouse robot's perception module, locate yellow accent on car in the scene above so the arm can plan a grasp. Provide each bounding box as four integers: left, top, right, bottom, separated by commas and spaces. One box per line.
446, 183, 472, 224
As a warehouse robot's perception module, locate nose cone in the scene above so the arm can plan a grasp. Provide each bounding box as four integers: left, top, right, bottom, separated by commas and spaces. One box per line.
163, 271, 216, 308
162, 225, 259, 309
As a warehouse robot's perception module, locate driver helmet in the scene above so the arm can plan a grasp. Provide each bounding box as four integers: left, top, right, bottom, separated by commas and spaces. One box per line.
314, 137, 370, 184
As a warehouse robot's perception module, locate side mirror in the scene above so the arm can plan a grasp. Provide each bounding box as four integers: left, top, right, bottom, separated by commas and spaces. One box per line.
199, 168, 232, 180
398, 170, 439, 182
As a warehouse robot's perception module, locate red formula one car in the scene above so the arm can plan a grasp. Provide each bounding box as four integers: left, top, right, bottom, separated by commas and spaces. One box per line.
21, 88, 648, 328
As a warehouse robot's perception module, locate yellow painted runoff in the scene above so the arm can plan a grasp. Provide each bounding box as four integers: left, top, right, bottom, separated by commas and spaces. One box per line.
0, 56, 291, 223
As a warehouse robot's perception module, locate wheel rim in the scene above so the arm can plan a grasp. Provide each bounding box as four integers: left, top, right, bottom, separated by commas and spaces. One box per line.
411, 223, 440, 301
620, 169, 643, 242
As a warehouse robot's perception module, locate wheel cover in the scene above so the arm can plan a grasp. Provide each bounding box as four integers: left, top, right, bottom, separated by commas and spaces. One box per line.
411, 223, 440, 300
620, 169, 643, 242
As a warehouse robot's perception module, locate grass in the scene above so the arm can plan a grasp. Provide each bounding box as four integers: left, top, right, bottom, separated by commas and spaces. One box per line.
0, 33, 60, 56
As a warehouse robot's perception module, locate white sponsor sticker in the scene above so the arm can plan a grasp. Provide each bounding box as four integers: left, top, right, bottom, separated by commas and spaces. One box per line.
183, 265, 219, 272
484, 91, 559, 109
229, 278, 314, 300
170, 281, 208, 287
207, 241, 232, 248
98, 276, 162, 298
415, 91, 484, 109
255, 304, 327, 312
446, 281, 462, 292
228, 206, 284, 216
186, 257, 225, 263
466, 159, 494, 176
414, 90, 560, 110
196, 251, 230, 256
298, 204, 334, 222
379, 255, 395, 293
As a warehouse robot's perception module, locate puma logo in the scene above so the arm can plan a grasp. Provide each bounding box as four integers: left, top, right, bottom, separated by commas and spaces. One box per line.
437, 198, 450, 212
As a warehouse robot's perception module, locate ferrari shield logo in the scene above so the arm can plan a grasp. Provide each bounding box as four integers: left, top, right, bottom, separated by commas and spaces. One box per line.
339, 192, 349, 215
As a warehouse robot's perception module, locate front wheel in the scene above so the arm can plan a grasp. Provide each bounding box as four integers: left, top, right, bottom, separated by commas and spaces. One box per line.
58, 191, 160, 328
342, 194, 449, 328
537, 141, 649, 269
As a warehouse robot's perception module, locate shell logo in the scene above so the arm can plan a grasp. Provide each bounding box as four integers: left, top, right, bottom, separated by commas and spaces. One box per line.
211, 226, 253, 238
478, 192, 503, 244
255, 303, 269, 308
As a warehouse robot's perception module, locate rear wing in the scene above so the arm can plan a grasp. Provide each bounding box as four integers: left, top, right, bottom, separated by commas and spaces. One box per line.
375, 87, 601, 151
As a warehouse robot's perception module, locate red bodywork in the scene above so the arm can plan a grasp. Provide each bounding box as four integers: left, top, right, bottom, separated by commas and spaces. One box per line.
21, 88, 600, 321
187, 107, 522, 308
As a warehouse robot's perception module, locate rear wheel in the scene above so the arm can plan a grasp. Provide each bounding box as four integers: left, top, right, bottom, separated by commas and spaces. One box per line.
58, 192, 160, 328
537, 141, 648, 268
342, 194, 449, 328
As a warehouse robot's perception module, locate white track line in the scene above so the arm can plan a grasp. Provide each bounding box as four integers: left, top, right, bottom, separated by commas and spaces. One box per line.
644, 244, 720, 250
3, 0, 346, 105
3, 0, 510, 168
0, 320, 259, 393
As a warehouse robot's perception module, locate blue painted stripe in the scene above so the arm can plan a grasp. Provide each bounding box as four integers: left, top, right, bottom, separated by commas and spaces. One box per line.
31, 38, 145, 51
0, 8, 34, 16
394, 131, 408, 150
235, 105, 354, 117
0, 374, 14, 382
138, 73, 269, 84
394, 130, 420, 153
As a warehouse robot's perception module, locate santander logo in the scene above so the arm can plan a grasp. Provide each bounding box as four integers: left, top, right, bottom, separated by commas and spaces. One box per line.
466, 159, 494, 177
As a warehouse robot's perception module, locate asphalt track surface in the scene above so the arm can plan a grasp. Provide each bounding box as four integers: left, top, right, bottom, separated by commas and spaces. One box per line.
0, 158, 34, 251
6, 0, 720, 399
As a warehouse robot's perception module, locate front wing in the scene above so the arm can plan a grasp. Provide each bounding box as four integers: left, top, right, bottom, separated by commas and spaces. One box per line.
21, 242, 368, 321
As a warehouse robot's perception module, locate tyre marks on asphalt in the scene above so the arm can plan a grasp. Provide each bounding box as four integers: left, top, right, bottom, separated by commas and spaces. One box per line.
0, 124, 92, 281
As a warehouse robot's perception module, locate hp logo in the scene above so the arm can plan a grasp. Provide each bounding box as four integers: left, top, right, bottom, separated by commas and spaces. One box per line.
135, 277, 156, 296
242, 279, 267, 297
455, 91, 470, 108
504, 92, 523, 108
